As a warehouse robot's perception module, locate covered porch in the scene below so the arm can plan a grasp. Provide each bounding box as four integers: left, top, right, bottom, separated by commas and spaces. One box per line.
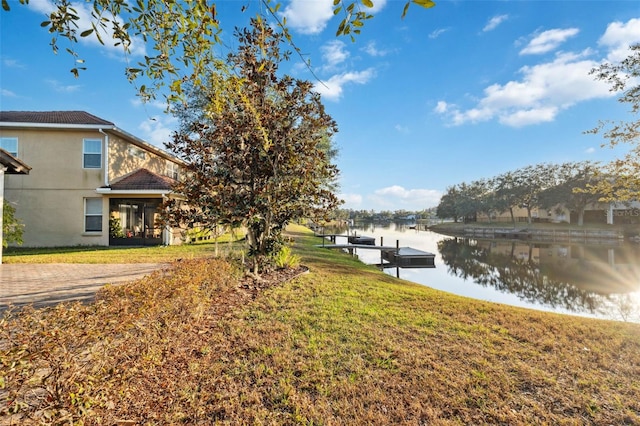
97, 168, 177, 246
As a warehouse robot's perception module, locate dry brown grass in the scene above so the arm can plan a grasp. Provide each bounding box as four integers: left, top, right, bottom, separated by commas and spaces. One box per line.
1, 224, 639, 425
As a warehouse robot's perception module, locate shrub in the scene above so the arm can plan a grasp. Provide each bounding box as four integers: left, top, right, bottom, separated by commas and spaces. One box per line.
273, 245, 301, 269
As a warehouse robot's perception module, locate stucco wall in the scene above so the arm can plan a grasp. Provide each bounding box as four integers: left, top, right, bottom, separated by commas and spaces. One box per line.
2, 128, 104, 190
108, 136, 172, 181
1, 128, 107, 247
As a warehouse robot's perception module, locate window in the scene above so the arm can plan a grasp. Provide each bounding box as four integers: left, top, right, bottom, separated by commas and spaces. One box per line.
0, 137, 18, 157
85, 198, 103, 232
83, 139, 102, 168
166, 161, 179, 180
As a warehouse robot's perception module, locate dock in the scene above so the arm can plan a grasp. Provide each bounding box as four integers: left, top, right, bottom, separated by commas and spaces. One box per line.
347, 235, 376, 245
381, 247, 435, 268
315, 232, 436, 269
493, 229, 531, 239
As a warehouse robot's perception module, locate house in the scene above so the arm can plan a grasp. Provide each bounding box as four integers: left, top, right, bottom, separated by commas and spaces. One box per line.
476, 201, 640, 226
0, 111, 186, 247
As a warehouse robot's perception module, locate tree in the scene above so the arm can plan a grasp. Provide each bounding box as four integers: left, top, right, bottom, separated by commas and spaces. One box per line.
2, 0, 434, 104
471, 179, 498, 223
163, 18, 340, 274
3, 200, 24, 248
516, 164, 557, 224
436, 186, 460, 222
588, 43, 640, 202
538, 162, 604, 226
494, 171, 520, 226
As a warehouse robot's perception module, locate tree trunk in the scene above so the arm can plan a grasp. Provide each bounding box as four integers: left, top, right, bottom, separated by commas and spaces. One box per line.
246, 227, 260, 275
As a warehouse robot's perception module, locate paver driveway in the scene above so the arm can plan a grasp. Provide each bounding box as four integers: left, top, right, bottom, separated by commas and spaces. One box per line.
0, 263, 167, 311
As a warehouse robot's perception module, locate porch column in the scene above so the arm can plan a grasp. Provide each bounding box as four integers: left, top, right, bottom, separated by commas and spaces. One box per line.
606, 203, 614, 225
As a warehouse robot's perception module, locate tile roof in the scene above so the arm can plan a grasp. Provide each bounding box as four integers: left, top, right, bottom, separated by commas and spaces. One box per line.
0, 111, 114, 126
0, 149, 31, 174
109, 168, 175, 191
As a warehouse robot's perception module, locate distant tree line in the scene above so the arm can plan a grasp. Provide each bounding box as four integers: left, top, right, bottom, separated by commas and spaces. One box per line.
435, 161, 607, 226
333, 208, 437, 223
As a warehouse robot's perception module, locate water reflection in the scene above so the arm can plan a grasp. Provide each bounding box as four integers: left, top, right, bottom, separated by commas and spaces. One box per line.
336, 223, 640, 322
438, 238, 640, 322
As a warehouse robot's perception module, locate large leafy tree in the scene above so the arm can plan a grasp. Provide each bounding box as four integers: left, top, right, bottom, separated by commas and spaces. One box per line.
493, 171, 521, 226
538, 162, 604, 226
2, 0, 434, 103
509, 164, 559, 225
436, 186, 460, 222
587, 43, 640, 202
163, 18, 340, 274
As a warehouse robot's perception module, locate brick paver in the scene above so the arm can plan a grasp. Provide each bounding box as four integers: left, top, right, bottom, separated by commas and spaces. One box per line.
0, 263, 167, 311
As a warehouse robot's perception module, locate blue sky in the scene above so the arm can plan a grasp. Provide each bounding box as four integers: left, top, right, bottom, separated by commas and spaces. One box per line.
1, 1, 640, 211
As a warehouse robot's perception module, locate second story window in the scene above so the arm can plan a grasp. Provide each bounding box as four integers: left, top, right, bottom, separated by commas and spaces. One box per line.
166, 161, 179, 180
0, 137, 18, 157
83, 139, 102, 168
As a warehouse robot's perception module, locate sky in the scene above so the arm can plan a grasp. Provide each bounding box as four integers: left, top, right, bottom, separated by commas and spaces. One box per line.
1, 0, 640, 212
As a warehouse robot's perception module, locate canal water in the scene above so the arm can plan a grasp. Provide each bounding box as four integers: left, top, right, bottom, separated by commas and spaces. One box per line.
330, 223, 640, 323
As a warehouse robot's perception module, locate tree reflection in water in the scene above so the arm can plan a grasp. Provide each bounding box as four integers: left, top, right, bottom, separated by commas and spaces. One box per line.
437, 238, 640, 322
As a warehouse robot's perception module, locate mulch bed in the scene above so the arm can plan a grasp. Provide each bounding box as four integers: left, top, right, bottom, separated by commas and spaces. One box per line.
208, 265, 309, 318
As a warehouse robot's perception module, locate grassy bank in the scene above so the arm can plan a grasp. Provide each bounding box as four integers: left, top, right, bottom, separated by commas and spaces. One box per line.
2, 225, 639, 424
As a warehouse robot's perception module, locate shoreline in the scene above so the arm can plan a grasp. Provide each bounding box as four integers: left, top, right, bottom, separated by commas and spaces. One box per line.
428, 222, 638, 242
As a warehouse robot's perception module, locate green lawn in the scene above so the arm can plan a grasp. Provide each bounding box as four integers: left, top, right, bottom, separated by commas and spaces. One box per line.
2, 224, 639, 424
3, 233, 245, 264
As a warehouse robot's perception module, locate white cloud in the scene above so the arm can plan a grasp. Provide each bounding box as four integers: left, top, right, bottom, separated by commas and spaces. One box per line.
282, 0, 386, 35
483, 14, 509, 32
138, 115, 177, 146
598, 18, 640, 62
366, 0, 387, 13
28, 0, 146, 58
520, 28, 579, 55
2, 58, 24, 68
130, 97, 168, 111
436, 50, 613, 127
313, 69, 375, 101
1, 89, 18, 98
368, 185, 442, 210
281, 0, 335, 34
585, 147, 596, 154
46, 79, 82, 93
429, 28, 448, 39
339, 193, 363, 208
498, 107, 558, 127
321, 40, 349, 69
363, 41, 390, 57
434, 101, 448, 114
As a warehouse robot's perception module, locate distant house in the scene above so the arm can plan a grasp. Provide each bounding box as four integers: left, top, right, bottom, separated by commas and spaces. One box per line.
476, 202, 640, 225
0, 111, 186, 247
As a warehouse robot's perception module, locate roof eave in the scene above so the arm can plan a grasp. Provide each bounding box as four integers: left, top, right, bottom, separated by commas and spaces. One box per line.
95, 188, 173, 195
0, 149, 31, 174
0, 122, 117, 130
